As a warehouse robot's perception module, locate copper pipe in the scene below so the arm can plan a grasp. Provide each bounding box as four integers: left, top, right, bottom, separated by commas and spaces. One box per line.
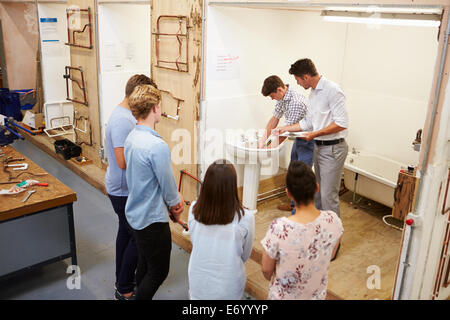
65, 8, 93, 49
181, 169, 202, 184
64, 66, 88, 106
160, 90, 184, 120
431, 168, 450, 298
442, 169, 450, 215
153, 15, 189, 73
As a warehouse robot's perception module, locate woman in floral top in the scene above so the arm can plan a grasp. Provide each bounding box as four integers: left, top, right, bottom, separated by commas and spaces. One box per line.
261, 161, 343, 300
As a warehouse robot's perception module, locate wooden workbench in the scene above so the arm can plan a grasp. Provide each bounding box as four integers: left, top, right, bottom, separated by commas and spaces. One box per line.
0, 145, 78, 280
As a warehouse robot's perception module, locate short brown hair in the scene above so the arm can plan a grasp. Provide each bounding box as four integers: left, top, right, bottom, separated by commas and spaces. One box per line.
193, 160, 245, 225
125, 74, 157, 97
261, 75, 285, 96
128, 84, 161, 120
289, 59, 318, 77
286, 161, 317, 206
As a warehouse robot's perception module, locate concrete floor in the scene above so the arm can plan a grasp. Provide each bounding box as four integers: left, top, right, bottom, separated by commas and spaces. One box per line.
1, 139, 253, 300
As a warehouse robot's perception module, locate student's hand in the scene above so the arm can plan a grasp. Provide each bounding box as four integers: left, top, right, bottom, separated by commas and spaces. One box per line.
271, 127, 285, 136
169, 204, 182, 222
258, 139, 267, 149
170, 193, 185, 219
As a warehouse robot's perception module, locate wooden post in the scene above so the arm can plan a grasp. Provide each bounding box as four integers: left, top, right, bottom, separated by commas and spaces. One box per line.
392, 171, 419, 221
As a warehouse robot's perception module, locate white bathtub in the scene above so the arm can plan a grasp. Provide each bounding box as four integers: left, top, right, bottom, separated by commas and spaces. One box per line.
343, 152, 407, 208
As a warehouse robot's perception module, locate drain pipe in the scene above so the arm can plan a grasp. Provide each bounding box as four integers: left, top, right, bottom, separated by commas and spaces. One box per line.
396, 10, 450, 300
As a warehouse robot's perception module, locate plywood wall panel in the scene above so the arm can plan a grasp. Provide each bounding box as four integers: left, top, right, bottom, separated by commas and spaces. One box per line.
151, 0, 203, 207
66, 0, 101, 166
0, 3, 38, 90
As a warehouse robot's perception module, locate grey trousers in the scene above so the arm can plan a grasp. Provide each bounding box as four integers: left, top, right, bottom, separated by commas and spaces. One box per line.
313, 140, 348, 217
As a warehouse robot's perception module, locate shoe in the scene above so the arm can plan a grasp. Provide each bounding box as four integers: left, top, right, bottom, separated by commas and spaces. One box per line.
331, 243, 341, 262
114, 289, 136, 300
277, 203, 294, 211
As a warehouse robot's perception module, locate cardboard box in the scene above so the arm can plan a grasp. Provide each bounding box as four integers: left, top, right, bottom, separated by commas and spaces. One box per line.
22, 111, 45, 129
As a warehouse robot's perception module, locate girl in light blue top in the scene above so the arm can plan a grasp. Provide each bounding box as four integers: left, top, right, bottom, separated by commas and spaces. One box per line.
188, 160, 255, 300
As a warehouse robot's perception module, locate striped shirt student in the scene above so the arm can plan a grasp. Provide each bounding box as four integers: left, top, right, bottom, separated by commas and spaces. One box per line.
261, 75, 315, 214
273, 85, 308, 126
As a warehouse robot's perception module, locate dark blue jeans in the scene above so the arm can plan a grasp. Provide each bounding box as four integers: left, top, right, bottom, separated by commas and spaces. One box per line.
108, 194, 138, 294
290, 138, 314, 214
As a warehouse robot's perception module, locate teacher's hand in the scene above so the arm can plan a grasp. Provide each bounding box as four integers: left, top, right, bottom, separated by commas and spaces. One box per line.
301, 131, 317, 142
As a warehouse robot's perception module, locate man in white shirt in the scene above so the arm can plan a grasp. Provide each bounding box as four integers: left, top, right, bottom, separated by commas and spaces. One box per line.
275, 59, 349, 224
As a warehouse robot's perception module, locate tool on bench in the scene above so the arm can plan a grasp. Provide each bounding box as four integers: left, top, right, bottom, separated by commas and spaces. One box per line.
7, 171, 47, 181
0, 181, 20, 185
3, 157, 25, 164
0, 117, 35, 147
21, 189, 36, 203
5, 163, 28, 170
16, 180, 48, 188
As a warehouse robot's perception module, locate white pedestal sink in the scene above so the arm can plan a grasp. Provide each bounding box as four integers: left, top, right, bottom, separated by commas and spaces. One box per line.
226, 132, 287, 212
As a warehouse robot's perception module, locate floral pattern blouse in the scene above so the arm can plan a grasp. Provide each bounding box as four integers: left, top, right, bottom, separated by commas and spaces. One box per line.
261, 211, 343, 300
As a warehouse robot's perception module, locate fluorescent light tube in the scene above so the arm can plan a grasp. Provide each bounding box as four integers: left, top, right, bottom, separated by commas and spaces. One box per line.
323, 15, 440, 27
324, 6, 442, 15
322, 11, 441, 27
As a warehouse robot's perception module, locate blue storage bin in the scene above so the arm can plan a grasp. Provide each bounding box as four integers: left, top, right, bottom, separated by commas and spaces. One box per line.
12, 89, 36, 110
0, 88, 23, 121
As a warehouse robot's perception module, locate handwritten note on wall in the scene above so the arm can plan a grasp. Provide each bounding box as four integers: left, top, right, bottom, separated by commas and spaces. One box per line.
210, 51, 240, 81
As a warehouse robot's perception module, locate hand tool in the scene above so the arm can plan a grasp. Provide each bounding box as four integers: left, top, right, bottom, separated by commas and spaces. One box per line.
21, 189, 36, 203
0, 181, 20, 185
6, 163, 28, 170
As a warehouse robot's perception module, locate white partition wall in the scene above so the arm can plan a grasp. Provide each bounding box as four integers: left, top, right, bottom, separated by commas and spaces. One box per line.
202, 5, 439, 184
98, 3, 151, 145
38, 3, 71, 103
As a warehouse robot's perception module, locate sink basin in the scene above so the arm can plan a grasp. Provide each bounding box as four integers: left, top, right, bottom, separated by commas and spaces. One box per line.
226, 131, 287, 212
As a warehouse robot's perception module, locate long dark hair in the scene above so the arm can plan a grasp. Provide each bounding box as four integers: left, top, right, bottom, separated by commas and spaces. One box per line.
193, 160, 245, 225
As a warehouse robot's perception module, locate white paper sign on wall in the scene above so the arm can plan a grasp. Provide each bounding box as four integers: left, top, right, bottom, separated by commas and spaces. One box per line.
209, 51, 240, 81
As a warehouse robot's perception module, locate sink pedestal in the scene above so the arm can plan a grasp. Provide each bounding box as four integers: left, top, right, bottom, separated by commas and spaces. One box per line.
225, 132, 286, 215
242, 162, 261, 211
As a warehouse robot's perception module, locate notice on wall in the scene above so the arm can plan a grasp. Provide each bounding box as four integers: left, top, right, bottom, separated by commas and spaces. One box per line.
102, 42, 124, 72
124, 42, 135, 61
40, 17, 66, 58
210, 51, 240, 81
40, 18, 59, 43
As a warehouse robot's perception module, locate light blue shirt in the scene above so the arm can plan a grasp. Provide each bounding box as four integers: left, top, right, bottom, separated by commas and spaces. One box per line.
187, 201, 255, 300
105, 106, 136, 196
124, 125, 180, 230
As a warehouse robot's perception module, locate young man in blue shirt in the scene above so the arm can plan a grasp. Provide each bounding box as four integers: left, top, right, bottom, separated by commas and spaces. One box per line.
105, 74, 157, 300
124, 84, 184, 300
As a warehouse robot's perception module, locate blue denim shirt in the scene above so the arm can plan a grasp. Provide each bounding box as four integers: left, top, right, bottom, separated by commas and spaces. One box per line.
124, 125, 180, 230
